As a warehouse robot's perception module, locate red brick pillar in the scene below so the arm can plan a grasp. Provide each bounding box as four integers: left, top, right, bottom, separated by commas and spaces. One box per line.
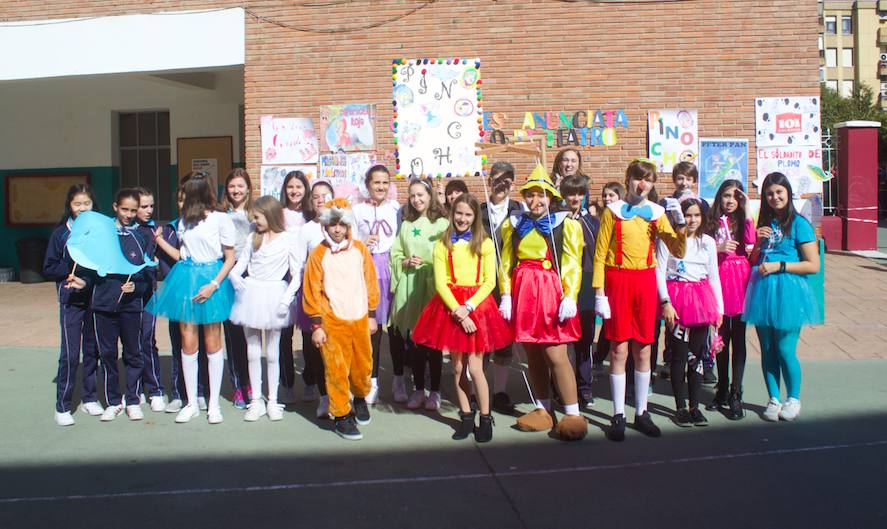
835, 120, 880, 251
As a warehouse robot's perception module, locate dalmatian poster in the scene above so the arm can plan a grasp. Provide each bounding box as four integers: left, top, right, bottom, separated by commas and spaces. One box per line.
754, 96, 821, 148
647, 109, 699, 173
392, 58, 483, 179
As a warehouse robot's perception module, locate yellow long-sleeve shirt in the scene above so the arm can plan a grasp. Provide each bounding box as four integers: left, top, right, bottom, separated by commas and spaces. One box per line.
432, 238, 497, 311
592, 203, 686, 290
498, 213, 583, 301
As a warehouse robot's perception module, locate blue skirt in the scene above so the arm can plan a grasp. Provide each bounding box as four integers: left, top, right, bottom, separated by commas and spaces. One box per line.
742, 270, 823, 330
147, 259, 234, 324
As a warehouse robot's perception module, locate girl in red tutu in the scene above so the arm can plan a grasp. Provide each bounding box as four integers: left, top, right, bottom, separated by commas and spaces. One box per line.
656, 198, 723, 427
414, 194, 511, 442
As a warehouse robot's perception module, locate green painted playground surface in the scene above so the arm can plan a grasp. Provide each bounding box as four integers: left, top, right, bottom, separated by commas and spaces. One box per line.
1, 345, 886, 528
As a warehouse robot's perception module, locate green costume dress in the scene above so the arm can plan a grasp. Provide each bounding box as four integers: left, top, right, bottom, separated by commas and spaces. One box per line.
388, 215, 449, 333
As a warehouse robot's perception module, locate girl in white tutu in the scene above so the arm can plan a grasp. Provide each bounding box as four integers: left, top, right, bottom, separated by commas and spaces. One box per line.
229, 196, 302, 421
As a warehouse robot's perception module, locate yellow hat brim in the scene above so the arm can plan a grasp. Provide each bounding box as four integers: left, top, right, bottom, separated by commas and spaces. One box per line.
519, 179, 562, 200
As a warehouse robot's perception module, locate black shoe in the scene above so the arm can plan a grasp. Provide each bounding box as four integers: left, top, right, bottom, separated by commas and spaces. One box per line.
690, 407, 708, 427
634, 411, 662, 437
334, 414, 363, 440
706, 385, 728, 411
725, 389, 745, 420
353, 397, 371, 425
703, 366, 717, 386
475, 413, 494, 443
452, 411, 476, 440
491, 392, 515, 414
673, 408, 693, 428
606, 413, 626, 442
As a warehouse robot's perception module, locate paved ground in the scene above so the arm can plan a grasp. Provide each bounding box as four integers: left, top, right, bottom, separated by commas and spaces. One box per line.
1, 248, 886, 528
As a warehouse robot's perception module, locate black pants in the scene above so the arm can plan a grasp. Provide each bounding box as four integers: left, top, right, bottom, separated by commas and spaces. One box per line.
94, 310, 145, 406
412, 345, 442, 391
278, 325, 297, 389
371, 327, 407, 378
575, 310, 596, 390
300, 330, 327, 396
223, 320, 249, 393
668, 324, 707, 409
717, 315, 747, 392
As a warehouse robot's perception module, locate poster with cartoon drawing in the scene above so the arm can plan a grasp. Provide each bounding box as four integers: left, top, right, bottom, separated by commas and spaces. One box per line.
648, 109, 699, 172
260, 116, 319, 164
754, 96, 824, 194
392, 58, 483, 179
319, 104, 375, 152
699, 138, 748, 200
260, 165, 317, 196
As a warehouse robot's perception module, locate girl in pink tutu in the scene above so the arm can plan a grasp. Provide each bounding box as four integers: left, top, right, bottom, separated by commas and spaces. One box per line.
706, 179, 756, 419
656, 198, 723, 427
413, 194, 512, 442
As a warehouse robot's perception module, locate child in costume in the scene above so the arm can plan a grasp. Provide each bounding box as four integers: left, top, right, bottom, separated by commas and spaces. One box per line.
229, 196, 301, 422
706, 179, 756, 419
353, 165, 400, 403
44, 184, 103, 425
413, 194, 512, 442
390, 178, 449, 411
302, 198, 380, 440
498, 164, 587, 441
744, 172, 822, 422
149, 176, 237, 425
593, 158, 686, 442
591, 181, 625, 373
657, 198, 723, 427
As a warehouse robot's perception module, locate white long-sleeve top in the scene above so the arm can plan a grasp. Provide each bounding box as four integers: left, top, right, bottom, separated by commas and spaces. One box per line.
353, 200, 399, 254
656, 233, 724, 314
286, 220, 326, 292
229, 231, 302, 306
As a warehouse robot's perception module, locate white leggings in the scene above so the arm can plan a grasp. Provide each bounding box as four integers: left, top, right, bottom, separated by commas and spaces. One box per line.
244, 327, 281, 403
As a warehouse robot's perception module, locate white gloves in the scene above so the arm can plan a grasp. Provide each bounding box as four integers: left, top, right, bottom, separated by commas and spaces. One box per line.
558, 297, 577, 323
276, 302, 291, 319
664, 197, 685, 225
230, 275, 246, 292
499, 294, 512, 321
595, 295, 611, 320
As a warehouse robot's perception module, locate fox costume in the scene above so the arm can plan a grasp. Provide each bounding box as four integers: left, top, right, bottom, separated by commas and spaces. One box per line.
302, 199, 380, 425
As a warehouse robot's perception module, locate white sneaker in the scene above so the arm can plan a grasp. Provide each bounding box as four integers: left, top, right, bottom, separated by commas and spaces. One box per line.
175, 404, 199, 423
79, 401, 104, 416
424, 391, 441, 411
244, 400, 267, 422
197, 397, 208, 410
139, 394, 146, 405
267, 401, 284, 421
280, 386, 296, 404
126, 404, 144, 421
301, 384, 318, 402
365, 381, 380, 405
316, 395, 331, 419
55, 411, 75, 426
778, 398, 801, 421
100, 404, 124, 422
763, 398, 782, 422
207, 408, 224, 424
407, 390, 426, 410
149, 396, 166, 413
165, 399, 183, 413
392, 375, 408, 403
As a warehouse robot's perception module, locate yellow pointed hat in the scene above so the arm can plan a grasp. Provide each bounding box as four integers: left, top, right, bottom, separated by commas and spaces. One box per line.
519, 163, 561, 199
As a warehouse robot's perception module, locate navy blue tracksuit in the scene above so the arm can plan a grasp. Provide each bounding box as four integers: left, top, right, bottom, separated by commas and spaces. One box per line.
158, 220, 208, 400
43, 220, 100, 413
91, 226, 149, 407
135, 221, 165, 398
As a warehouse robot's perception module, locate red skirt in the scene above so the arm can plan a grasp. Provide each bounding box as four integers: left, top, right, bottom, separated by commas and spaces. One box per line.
413, 285, 513, 354
511, 260, 581, 344
603, 267, 657, 344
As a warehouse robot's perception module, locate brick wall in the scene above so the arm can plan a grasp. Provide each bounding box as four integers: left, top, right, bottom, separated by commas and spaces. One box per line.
2, 0, 820, 199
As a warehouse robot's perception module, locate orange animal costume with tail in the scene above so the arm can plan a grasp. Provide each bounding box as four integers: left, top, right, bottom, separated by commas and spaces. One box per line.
302, 199, 380, 420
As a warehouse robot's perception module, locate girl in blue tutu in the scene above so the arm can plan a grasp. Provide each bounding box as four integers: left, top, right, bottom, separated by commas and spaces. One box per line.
149, 175, 237, 425
744, 172, 822, 422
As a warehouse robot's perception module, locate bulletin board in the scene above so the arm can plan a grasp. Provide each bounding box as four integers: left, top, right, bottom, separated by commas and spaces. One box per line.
176, 136, 233, 189
5, 173, 90, 226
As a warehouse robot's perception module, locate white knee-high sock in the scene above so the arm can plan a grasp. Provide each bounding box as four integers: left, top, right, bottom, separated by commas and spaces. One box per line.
207, 349, 224, 411
182, 352, 199, 408
265, 329, 281, 403
635, 370, 651, 414
610, 373, 626, 416
245, 328, 263, 403
493, 364, 509, 394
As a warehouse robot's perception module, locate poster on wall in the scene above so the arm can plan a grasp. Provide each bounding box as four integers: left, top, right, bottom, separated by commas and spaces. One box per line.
647, 109, 699, 172
191, 158, 218, 183
754, 145, 825, 195
319, 153, 377, 186
392, 58, 483, 179
319, 154, 347, 181
260, 165, 317, 197
754, 96, 824, 195
260, 116, 319, 165
347, 152, 377, 183
698, 139, 748, 200
319, 104, 375, 152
